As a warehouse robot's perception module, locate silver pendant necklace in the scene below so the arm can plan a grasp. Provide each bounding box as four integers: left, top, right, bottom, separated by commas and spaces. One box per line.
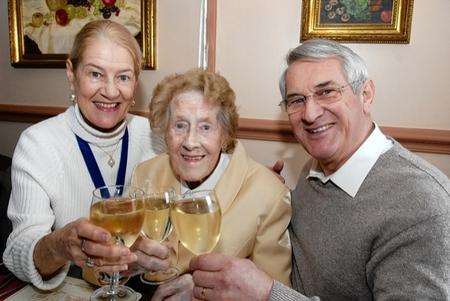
107, 156, 115, 168
92, 142, 120, 168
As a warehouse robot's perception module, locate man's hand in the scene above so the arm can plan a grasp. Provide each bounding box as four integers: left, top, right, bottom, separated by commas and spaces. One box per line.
189, 253, 274, 301
269, 160, 285, 184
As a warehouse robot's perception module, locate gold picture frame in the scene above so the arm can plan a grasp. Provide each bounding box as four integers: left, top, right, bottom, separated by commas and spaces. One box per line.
301, 0, 414, 43
8, 0, 156, 69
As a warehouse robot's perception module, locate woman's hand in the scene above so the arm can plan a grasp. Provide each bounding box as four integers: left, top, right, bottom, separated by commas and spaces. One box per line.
124, 235, 171, 276
151, 273, 194, 301
33, 218, 135, 277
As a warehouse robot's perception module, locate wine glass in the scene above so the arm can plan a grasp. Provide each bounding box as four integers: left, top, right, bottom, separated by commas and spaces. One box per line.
170, 190, 222, 256
89, 185, 145, 301
140, 188, 180, 285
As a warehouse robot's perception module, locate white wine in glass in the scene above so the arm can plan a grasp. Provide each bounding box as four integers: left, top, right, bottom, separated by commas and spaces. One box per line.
171, 190, 221, 255
90, 197, 145, 247
142, 191, 172, 241
89, 185, 145, 301
140, 189, 179, 285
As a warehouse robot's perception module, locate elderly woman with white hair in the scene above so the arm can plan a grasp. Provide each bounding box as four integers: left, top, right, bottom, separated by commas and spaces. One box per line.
132, 68, 292, 300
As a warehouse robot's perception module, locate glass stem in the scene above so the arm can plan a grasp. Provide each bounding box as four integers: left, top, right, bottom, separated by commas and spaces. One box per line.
108, 272, 120, 295
108, 235, 121, 295
175, 240, 180, 270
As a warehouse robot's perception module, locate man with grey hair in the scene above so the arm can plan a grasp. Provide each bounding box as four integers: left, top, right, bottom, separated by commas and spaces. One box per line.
189, 39, 450, 300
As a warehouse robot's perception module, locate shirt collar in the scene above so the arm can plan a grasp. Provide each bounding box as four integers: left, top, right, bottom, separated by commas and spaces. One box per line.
181, 153, 231, 194
307, 123, 393, 198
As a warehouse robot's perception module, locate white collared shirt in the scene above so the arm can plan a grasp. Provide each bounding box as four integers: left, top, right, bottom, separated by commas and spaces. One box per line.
180, 153, 231, 194
307, 124, 393, 198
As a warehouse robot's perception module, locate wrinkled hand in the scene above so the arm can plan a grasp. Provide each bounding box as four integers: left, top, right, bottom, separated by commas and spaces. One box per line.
123, 235, 170, 276
151, 274, 194, 301
34, 218, 136, 277
189, 253, 273, 301
269, 160, 285, 184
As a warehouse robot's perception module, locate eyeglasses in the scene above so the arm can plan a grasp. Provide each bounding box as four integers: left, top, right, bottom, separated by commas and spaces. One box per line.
279, 81, 358, 115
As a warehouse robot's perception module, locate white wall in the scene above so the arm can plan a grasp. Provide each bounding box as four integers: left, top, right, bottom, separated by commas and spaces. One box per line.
0, 0, 449, 187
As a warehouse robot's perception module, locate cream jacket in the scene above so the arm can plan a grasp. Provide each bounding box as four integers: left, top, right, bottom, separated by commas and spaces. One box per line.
131, 141, 292, 285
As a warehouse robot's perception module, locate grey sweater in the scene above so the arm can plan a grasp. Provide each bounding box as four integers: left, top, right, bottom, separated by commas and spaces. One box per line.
270, 141, 450, 300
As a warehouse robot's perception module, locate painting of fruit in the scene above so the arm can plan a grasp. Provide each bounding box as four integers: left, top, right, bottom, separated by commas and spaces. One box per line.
19, 0, 140, 54
8, 0, 156, 68
320, 0, 394, 24
301, 0, 414, 43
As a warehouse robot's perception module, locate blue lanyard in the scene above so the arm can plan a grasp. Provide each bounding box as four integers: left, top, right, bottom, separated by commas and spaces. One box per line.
75, 128, 129, 196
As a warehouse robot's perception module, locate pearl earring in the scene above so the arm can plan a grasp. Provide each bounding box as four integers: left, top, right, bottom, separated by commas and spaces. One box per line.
69, 92, 76, 104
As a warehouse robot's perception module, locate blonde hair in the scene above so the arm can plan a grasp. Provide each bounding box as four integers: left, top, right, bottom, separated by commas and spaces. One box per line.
150, 69, 239, 153
69, 20, 142, 77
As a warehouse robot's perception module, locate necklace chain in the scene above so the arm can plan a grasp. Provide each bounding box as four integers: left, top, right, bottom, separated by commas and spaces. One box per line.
91, 142, 121, 167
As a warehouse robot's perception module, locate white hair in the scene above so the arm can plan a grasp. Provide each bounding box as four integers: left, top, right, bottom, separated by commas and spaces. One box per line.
279, 39, 368, 100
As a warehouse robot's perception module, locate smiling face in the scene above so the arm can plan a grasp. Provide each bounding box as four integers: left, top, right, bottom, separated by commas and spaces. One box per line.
285, 57, 374, 174
66, 38, 137, 131
166, 90, 225, 186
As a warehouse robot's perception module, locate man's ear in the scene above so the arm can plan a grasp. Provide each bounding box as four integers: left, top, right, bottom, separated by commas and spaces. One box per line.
66, 59, 76, 91
361, 79, 375, 115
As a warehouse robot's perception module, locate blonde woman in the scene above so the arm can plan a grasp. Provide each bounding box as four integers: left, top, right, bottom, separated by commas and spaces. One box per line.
3, 20, 168, 290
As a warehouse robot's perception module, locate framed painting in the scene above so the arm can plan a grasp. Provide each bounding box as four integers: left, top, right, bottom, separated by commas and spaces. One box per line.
300, 0, 414, 43
8, 0, 156, 69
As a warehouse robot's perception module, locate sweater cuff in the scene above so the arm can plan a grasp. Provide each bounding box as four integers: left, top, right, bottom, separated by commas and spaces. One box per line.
269, 280, 291, 300
9, 233, 70, 290
24, 232, 70, 290
269, 280, 319, 301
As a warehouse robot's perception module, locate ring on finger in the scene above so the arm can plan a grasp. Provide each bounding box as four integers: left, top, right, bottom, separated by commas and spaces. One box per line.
85, 257, 95, 268
201, 287, 207, 298
80, 238, 86, 252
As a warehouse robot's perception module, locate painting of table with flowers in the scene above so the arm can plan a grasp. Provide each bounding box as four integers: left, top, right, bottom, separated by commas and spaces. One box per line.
301, 0, 414, 43
8, 0, 156, 68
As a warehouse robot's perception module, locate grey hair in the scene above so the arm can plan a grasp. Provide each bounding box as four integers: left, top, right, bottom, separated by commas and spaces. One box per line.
279, 39, 368, 100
